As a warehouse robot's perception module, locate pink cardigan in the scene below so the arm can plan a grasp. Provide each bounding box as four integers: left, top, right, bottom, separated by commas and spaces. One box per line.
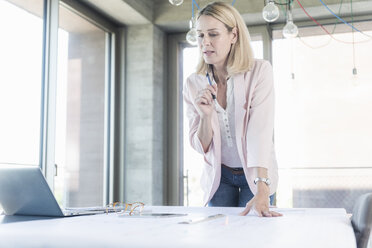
183, 59, 278, 206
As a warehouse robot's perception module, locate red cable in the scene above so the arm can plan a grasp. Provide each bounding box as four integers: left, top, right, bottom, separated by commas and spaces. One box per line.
295, 0, 332, 35
295, 0, 372, 44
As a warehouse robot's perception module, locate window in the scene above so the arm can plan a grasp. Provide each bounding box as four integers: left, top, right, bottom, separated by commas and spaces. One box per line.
54, 4, 108, 207
0, 0, 44, 165
273, 23, 372, 212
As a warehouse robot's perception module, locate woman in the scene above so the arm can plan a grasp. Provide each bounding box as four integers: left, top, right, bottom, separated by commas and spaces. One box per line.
183, 2, 281, 217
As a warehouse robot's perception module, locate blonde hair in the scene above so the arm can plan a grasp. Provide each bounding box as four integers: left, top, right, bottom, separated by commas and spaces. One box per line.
195, 2, 255, 76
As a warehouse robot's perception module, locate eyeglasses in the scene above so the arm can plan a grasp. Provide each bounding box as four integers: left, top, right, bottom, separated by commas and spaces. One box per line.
105, 202, 144, 216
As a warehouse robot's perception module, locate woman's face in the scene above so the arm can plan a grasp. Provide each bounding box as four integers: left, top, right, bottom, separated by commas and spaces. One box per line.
196, 15, 236, 69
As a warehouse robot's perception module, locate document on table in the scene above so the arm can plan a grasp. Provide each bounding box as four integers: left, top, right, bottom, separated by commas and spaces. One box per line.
178, 214, 225, 224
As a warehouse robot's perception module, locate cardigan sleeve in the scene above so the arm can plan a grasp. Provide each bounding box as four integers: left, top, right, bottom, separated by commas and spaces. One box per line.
246, 61, 275, 169
183, 75, 214, 157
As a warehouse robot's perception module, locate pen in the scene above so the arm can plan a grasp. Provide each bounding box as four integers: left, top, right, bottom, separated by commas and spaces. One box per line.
178, 214, 225, 224
206, 72, 216, 100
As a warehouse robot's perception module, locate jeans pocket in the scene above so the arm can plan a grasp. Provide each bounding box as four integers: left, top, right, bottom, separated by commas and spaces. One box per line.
220, 167, 233, 184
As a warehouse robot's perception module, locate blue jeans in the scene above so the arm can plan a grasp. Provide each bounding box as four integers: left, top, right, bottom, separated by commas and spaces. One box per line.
208, 165, 274, 207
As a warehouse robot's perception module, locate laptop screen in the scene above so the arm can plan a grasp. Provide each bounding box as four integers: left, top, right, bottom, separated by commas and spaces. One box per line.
0, 164, 64, 217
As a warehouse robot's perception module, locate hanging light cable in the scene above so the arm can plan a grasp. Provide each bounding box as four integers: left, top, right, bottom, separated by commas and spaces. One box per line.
351, 0, 357, 77
186, 0, 198, 46
290, 38, 295, 80
296, 0, 372, 44
318, 0, 372, 38
296, 0, 344, 49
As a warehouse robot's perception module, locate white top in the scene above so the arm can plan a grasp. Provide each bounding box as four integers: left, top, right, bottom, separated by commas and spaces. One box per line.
0, 206, 356, 248
214, 77, 243, 168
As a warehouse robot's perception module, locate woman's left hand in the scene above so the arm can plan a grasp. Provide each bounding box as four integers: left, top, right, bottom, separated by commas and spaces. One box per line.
239, 187, 282, 217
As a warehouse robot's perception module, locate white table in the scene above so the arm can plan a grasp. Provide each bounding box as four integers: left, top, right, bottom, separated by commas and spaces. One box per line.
0, 206, 356, 248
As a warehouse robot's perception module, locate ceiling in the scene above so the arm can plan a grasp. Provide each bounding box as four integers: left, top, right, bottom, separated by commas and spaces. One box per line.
78, 0, 372, 32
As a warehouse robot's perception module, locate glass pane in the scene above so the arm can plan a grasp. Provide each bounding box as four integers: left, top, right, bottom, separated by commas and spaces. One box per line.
273, 26, 372, 209
182, 41, 265, 206
55, 5, 107, 207
0, 0, 43, 165
251, 40, 263, 59
183, 47, 203, 207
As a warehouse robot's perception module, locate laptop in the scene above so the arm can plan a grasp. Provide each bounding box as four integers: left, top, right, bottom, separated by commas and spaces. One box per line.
0, 164, 105, 217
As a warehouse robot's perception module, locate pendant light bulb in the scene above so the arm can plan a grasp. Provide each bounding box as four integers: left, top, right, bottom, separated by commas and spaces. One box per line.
186, 28, 198, 46
186, 17, 198, 46
262, 1, 280, 22
283, 10, 298, 38
283, 21, 298, 38
169, 0, 183, 6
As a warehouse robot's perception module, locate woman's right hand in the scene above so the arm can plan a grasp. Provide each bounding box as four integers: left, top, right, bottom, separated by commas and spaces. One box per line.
194, 84, 217, 118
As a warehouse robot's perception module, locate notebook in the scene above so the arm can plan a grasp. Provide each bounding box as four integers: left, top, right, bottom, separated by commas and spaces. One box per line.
0, 163, 105, 217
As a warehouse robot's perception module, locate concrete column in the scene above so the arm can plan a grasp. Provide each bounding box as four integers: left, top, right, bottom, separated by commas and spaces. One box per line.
125, 24, 166, 205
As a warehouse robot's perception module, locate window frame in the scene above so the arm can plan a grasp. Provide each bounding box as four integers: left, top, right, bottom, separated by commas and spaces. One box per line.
39, 0, 122, 206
